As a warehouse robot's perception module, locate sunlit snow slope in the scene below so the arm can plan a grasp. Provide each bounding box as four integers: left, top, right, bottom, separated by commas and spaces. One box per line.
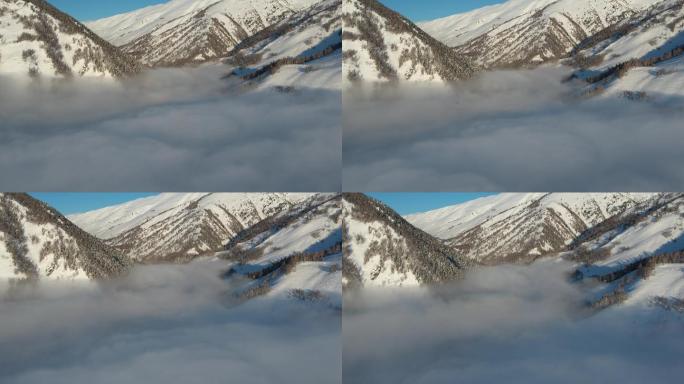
0, 0, 139, 78
0, 193, 131, 280
87, 0, 319, 67
407, 193, 654, 264
222, 194, 342, 307
70, 193, 315, 263
342, 0, 474, 82
225, 0, 341, 90
420, 0, 655, 69
342, 193, 469, 288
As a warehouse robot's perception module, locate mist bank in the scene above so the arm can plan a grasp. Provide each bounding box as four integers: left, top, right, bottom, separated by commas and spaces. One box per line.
343, 261, 684, 384
0, 65, 341, 191
343, 68, 684, 191
0, 260, 341, 384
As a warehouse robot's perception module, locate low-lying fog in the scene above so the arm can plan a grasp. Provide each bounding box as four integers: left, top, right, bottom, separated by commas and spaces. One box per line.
343, 261, 684, 384
0, 66, 341, 191
343, 67, 684, 191
0, 260, 341, 384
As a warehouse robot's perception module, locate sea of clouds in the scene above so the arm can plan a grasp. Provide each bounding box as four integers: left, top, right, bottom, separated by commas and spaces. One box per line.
343, 261, 684, 384
0, 65, 341, 191
0, 260, 341, 384
343, 68, 684, 191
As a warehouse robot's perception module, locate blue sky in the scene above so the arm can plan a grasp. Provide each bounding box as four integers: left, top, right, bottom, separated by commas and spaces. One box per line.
367, 193, 498, 215
30, 193, 159, 215
50, 0, 168, 21
380, 0, 507, 21
27, 192, 498, 217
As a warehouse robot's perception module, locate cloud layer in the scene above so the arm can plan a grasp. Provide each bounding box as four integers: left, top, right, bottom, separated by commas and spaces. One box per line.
0, 261, 341, 384
0, 66, 341, 191
343, 68, 684, 191
343, 261, 684, 384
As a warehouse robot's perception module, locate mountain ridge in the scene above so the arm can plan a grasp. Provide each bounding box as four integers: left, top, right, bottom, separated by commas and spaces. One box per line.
343, 193, 470, 288
87, 0, 320, 67
407, 193, 655, 264
420, 0, 656, 69
69, 193, 324, 263
0, 0, 140, 78
342, 0, 475, 82
0, 193, 131, 280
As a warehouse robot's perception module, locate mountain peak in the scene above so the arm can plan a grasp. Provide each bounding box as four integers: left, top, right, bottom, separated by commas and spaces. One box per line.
0, 193, 131, 280
0, 0, 140, 78
87, 0, 321, 67
420, 0, 656, 69
408, 193, 656, 264
343, 193, 470, 288
342, 0, 475, 82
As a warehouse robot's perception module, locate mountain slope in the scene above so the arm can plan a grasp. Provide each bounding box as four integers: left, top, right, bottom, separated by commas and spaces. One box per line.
224, 0, 341, 90
87, 0, 318, 67
420, 0, 655, 69
0, 193, 131, 280
342, 193, 470, 288
70, 193, 316, 263
0, 0, 139, 78
407, 193, 654, 264
569, 193, 684, 278
221, 194, 342, 306
558, 193, 684, 309
566, 0, 684, 98
342, 0, 475, 82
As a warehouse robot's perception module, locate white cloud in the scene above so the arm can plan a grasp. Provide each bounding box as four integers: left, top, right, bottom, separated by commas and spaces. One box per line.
0, 66, 341, 191
343, 68, 684, 191
343, 261, 684, 383
0, 261, 341, 384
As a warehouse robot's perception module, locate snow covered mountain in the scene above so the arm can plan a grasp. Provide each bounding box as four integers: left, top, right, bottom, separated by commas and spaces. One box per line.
0, 193, 131, 280
342, 193, 470, 288
224, 0, 341, 90
341, 191, 684, 314
342, 0, 475, 82
407, 193, 654, 265
221, 193, 341, 306
420, 0, 656, 69
0, 0, 139, 78
565, 0, 684, 98
569, 194, 684, 277
87, 0, 319, 67
70, 193, 317, 263
562, 193, 684, 309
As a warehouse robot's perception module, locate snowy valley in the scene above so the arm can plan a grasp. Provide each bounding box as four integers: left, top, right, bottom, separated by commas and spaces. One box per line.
342, 0, 684, 191
344, 192, 684, 383
0, 192, 342, 384
0, 0, 341, 190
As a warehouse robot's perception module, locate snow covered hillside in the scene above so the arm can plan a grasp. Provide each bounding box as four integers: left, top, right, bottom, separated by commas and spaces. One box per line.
0, 193, 131, 280
407, 193, 653, 264
222, 193, 342, 307
420, 0, 655, 69
342, 0, 475, 82
557, 193, 684, 310
342, 193, 470, 288
0, 0, 139, 78
87, 0, 319, 67
224, 0, 341, 90
417, 0, 684, 97
565, 0, 684, 98
405, 192, 684, 308
69, 193, 317, 263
